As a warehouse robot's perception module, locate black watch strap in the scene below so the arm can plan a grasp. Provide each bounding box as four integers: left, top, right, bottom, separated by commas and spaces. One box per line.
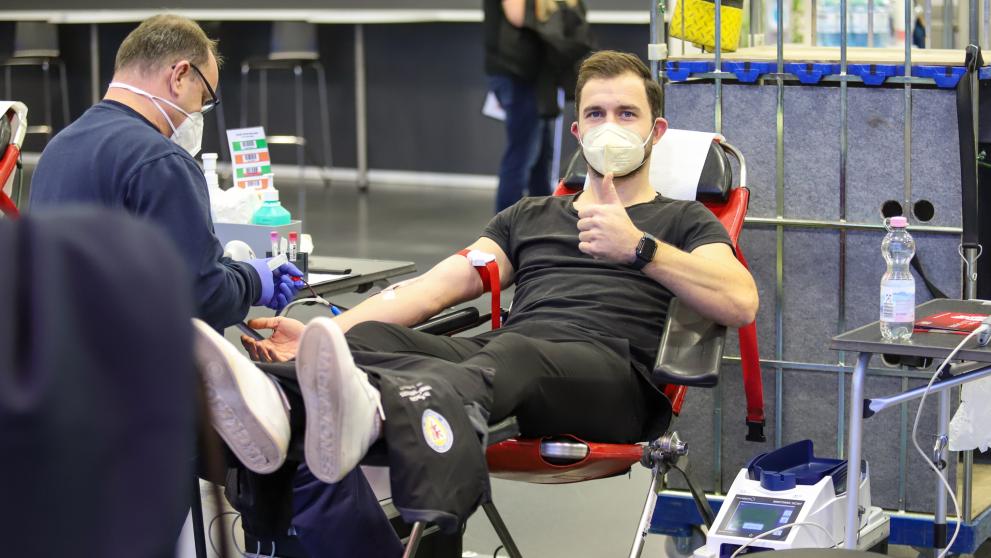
631, 232, 658, 270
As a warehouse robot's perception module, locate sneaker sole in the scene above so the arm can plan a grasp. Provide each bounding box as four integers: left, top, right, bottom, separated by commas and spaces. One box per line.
297, 319, 352, 484
196, 334, 285, 475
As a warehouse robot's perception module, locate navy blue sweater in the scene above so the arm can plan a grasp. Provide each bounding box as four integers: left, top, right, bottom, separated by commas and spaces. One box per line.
29, 100, 261, 329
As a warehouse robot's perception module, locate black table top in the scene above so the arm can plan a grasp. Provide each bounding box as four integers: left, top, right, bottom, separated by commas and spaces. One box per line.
831, 298, 991, 363
306, 255, 415, 297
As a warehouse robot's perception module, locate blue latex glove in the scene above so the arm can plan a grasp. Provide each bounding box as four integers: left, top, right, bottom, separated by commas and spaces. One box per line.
249, 259, 305, 311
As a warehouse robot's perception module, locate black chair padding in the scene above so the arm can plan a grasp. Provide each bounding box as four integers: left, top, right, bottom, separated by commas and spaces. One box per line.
696, 141, 733, 203
0, 112, 10, 147
652, 297, 726, 388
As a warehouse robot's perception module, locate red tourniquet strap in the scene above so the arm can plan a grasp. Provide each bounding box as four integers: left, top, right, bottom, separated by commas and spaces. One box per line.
735, 249, 765, 425
457, 250, 501, 329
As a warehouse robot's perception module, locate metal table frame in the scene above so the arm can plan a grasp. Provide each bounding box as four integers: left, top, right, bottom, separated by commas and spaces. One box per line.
832, 298, 991, 551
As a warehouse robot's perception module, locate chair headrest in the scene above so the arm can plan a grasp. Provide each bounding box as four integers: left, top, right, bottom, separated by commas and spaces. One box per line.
649, 129, 733, 202
569, 129, 735, 203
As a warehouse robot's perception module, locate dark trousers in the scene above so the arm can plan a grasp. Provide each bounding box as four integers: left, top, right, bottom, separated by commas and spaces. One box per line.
261, 321, 657, 558
489, 74, 555, 212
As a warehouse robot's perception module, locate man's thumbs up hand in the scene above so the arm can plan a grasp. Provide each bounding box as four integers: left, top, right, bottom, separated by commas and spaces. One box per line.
577, 173, 644, 265
588, 171, 622, 205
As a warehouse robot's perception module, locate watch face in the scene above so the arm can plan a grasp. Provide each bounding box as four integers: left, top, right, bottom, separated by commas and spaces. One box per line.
635, 234, 657, 269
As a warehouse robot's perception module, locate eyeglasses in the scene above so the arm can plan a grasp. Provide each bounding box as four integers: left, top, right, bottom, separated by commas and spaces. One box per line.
173, 62, 221, 114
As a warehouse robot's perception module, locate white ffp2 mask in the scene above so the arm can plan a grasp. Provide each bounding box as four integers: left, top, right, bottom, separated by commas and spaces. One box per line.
109, 82, 204, 157
578, 123, 651, 177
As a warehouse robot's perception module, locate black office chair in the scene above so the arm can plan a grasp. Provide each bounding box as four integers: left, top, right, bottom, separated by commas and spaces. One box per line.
240, 22, 334, 188
2, 22, 70, 146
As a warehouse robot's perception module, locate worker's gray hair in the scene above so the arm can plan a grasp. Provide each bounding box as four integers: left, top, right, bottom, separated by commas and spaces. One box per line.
115, 14, 222, 75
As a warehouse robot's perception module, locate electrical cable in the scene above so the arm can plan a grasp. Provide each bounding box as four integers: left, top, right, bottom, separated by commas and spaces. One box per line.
910, 327, 984, 558
726, 494, 846, 558
207, 511, 241, 557
729, 521, 836, 558
492, 544, 505, 558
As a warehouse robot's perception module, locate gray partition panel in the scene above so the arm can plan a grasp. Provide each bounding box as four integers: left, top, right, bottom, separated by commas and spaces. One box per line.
846, 88, 907, 225
784, 85, 841, 221
911, 88, 962, 228
722, 84, 778, 219
663, 78, 965, 518
783, 229, 841, 363
736, 228, 778, 361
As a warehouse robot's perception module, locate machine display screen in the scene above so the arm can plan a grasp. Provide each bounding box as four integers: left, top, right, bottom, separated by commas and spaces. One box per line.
716, 496, 805, 541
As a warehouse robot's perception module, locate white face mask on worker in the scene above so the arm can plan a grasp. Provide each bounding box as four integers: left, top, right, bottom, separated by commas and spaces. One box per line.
578, 123, 651, 177
109, 82, 204, 157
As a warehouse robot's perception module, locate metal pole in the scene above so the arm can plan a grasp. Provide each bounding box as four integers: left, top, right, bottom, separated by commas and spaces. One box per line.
715, 0, 723, 133
844, 352, 871, 549
934, 388, 951, 549
926, 0, 933, 48
774, 0, 785, 451
629, 467, 664, 558
904, 0, 914, 225
864, 364, 991, 413
945, 0, 955, 47
812, 0, 818, 44
355, 24, 370, 191
650, 0, 660, 82
985, 0, 990, 48
89, 24, 100, 104
868, 0, 875, 46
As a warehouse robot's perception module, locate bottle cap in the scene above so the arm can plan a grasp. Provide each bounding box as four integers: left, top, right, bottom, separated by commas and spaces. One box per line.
261, 189, 280, 202
889, 216, 908, 228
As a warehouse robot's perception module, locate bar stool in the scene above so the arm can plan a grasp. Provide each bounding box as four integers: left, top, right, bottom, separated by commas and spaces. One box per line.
240, 21, 333, 193
2, 22, 70, 144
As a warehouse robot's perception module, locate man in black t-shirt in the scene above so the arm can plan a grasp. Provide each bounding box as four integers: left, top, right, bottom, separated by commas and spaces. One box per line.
193, 51, 758, 557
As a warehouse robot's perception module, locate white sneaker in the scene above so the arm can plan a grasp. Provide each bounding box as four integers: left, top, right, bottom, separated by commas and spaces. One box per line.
296, 317, 384, 484
192, 319, 290, 474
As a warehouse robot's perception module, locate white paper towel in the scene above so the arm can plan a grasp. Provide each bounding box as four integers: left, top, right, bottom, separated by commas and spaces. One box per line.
949, 375, 991, 452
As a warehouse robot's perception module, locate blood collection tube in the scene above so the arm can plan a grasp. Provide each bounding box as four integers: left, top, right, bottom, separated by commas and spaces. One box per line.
288, 231, 298, 262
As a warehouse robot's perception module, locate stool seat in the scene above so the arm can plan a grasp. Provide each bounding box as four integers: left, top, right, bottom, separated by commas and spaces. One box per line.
2, 23, 69, 146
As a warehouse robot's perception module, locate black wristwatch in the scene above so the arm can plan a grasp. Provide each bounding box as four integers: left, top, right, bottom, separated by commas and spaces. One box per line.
631, 232, 658, 271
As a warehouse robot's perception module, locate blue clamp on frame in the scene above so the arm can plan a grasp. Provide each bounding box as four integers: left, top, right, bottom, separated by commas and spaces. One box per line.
722, 61, 774, 83
784, 62, 840, 84
914, 65, 967, 88
665, 60, 716, 82
847, 63, 904, 86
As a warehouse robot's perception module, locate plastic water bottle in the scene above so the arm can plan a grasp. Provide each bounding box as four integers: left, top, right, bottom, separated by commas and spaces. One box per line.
880, 216, 916, 341
251, 189, 292, 226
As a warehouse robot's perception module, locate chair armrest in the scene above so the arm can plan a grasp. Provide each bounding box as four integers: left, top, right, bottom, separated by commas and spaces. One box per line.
652, 297, 726, 388
412, 307, 482, 335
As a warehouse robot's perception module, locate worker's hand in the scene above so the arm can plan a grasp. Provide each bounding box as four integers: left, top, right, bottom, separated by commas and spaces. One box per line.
250, 259, 305, 311
241, 316, 305, 362
576, 172, 642, 264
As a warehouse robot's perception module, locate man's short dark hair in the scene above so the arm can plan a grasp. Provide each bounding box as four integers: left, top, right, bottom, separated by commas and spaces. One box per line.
115, 14, 221, 75
574, 50, 662, 122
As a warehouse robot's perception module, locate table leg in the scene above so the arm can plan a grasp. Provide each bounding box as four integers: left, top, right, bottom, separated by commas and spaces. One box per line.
845, 352, 871, 549
934, 387, 951, 548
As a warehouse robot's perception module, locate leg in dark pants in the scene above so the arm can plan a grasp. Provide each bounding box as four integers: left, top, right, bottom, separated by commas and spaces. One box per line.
258, 321, 653, 556
489, 74, 552, 212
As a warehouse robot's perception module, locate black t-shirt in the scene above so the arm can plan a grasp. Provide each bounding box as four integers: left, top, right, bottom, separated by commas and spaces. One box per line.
482, 192, 732, 372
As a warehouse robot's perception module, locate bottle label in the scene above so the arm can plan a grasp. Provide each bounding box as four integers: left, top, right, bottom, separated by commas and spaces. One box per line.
880, 280, 915, 322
